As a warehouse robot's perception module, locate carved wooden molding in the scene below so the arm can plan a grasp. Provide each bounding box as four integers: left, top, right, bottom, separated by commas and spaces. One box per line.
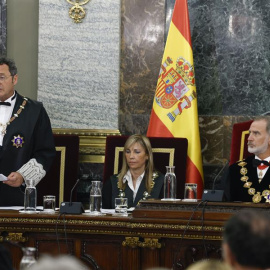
53, 128, 121, 163
123, 237, 162, 249
0, 232, 28, 243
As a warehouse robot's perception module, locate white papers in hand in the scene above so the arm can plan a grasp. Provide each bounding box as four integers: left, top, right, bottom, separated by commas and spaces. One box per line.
0, 174, 7, 181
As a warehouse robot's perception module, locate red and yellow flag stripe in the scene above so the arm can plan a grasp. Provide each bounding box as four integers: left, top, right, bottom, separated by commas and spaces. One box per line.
147, 0, 204, 197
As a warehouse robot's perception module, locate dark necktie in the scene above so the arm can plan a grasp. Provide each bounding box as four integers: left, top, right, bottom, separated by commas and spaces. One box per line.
0, 102, 11, 106
252, 159, 270, 168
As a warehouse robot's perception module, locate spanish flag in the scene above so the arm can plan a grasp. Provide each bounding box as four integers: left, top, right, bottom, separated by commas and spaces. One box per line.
147, 0, 204, 198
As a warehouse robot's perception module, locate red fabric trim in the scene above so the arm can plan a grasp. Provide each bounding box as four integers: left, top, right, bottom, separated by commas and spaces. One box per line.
147, 109, 173, 137
172, 0, 192, 46
230, 120, 253, 165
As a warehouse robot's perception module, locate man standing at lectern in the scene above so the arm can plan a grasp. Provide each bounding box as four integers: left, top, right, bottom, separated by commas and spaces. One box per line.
225, 116, 270, 203
0, 56, 55, 206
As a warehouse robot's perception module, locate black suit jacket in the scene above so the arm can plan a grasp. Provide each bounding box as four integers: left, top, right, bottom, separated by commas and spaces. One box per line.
102, 172, 164, 209
0, 93, 56, 206
0, 245, 13, 270
225, 155, 270, 202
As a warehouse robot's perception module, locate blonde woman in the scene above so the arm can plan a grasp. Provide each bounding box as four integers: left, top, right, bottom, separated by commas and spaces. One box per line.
102, 135, 164, 209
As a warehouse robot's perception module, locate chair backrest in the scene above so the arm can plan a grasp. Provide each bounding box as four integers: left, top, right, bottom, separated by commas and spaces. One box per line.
230, 120, 253, 165
103, 136, 188, 199
36, 134, 80, 207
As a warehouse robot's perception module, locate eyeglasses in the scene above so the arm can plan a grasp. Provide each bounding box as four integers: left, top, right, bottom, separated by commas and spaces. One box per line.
0, 75, 12, 82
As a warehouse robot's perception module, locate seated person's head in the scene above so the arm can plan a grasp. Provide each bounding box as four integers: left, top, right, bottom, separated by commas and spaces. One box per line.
247, 116, 270, 158
121, 134, 153, 174
222, 210, 270, 269
186, 259, 232, 270
118, 134, 154, 193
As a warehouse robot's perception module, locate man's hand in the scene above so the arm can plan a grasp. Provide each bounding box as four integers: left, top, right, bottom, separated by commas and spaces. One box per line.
4, 172, 24, 187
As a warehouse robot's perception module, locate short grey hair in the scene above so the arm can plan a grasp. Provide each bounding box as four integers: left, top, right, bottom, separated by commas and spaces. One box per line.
253, 116, 270, 135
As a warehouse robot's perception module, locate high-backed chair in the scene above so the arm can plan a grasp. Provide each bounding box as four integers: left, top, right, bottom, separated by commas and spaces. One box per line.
230, 120, 253, 165
36, 134, 80, 207
103, 136, 188, 199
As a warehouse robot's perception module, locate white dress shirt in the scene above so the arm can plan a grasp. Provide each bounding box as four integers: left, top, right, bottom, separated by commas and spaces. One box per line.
123, 170, 145, 202
255, 155, 270, 180
0, 92, 16, 145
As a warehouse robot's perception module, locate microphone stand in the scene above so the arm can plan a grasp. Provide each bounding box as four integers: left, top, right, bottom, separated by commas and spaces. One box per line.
60, 179, 84, 214
202, 160, 229, 202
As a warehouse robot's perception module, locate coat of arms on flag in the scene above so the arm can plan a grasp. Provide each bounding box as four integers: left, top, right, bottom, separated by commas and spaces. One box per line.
155, 56, 197, 122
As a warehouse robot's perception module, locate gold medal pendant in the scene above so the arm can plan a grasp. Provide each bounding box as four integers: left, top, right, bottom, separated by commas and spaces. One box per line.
238, 160, 265, 204
244, 182, 252, 188
241, 175, 249, 182
240, 167, 248, 175
262, 190, 270, 197
248, 188, 255, 195
252, 192, 261, 203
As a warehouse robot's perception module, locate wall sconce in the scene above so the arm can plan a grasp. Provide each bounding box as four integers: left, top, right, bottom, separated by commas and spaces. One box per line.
66, 0, 90, 23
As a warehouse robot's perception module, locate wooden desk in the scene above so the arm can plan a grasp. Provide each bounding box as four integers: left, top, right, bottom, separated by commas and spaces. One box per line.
1, 201, 269, 270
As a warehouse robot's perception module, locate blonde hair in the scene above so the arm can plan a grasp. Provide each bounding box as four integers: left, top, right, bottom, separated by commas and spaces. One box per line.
186, 260, 232, 270
118, 134, 154, 192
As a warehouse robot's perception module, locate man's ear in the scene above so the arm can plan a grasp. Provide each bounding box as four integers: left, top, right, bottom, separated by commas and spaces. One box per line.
222, 242, 237, 267
12, 74, 18, 85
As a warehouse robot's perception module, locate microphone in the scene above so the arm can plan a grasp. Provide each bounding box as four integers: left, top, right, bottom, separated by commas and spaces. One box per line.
60, 179, 84, 214
69, 179, 80, 205
202, 160, 229, 202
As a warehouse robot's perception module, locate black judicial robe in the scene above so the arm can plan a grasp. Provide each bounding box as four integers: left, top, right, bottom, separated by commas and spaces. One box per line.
102, 172, 164, 209
0, 93, 56, 206
225, 155, 270, 203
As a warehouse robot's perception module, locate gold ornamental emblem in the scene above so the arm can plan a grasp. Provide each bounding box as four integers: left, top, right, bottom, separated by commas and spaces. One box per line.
248, 188, 255, 195
238, 161, 247, 167
240, 167, 248, 175
252, 192, 262, 203
262, 190, 270, 197
243, 182, 252, 188
11, 135, 24, 148
240, 176, 249, 182
66, 0, 91, 23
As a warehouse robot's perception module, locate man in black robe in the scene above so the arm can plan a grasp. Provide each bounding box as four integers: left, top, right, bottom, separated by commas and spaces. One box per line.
225, 116, 270, 203
0, 56, 55, 206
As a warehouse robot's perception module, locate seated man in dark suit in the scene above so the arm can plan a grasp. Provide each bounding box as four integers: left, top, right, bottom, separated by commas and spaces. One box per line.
225, 116, 270, 203
222, 210, 270, 270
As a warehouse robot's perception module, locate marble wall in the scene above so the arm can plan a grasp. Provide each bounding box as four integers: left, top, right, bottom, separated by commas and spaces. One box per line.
0, 0, 6, 55
38, 0, 120, 129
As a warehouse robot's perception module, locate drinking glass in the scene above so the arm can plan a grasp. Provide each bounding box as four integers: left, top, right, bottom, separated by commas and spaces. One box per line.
89, 181, 102, 215
20, 247, 36, 270
43, 195, 56, 213
114, 198, 128, 216
184, 183, 197, 201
